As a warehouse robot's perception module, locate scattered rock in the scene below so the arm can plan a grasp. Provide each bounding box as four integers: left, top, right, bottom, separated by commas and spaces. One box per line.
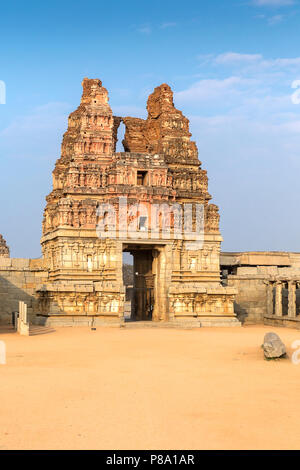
263, 332, 286, 359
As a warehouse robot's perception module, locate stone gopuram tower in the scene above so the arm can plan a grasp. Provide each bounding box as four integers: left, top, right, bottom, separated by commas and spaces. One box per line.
39, 78, 238, 326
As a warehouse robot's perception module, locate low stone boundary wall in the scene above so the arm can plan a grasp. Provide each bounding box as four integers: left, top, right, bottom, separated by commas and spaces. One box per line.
0, 258, 48, 324
221, 252, 300, 326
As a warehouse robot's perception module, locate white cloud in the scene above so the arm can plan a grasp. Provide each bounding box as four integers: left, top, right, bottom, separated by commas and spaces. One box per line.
252, 0, 295, 6
214, 52, 263, 64
173, 49, 300, 250
0, 102, 73, 258
175, 76, 258, 104
200, 52, 300, 75
270, 57, 300, 66
187, 110, 300, 251
177, 53, 300, 117
0, 102, 71, 159
137, 26, 151, 34
160, 22, 177, 29
268, 14, 284, 23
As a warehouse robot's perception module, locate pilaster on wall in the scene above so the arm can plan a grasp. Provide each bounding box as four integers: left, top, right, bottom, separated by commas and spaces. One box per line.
264, 279, 300, 328
288, 281, 296, 318
275, 281, 283, 317
152, 244, 173, 322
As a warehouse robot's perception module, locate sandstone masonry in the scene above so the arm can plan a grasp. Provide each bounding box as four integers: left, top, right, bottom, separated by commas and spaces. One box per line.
36, 78, 238, 326
221, 251, 300, 329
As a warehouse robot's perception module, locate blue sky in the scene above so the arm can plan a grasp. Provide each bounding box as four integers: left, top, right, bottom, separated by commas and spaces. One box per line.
1, 0, 300, 257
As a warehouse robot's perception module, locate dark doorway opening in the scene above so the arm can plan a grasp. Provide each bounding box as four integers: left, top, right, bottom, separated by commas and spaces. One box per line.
122, 251, 133, 321
123, 245, 155, 321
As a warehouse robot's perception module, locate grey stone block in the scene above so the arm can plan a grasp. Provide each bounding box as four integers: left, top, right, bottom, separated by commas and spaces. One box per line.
263, 332, 286, 359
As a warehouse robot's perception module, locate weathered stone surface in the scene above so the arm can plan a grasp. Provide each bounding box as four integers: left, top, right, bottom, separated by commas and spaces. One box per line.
221, 251, 300, 326
263, 332, 286, 358
38, 77, 238, 325
123, 83, 198, 164
0, 234, 9, 258
0, 259, 48, 325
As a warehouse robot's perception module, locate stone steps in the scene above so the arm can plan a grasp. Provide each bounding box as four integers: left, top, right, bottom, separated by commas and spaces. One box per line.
122, 320, 202, 329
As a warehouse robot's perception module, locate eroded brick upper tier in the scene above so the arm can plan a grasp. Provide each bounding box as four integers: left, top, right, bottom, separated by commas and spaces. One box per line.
123, 83, 198, 164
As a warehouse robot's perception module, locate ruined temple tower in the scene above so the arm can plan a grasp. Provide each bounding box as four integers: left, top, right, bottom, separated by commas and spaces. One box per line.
0, 234, 10, 258
39, 78, 238, 326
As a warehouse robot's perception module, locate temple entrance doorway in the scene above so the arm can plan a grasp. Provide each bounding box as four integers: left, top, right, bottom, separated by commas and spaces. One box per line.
132, 249, 154, 321
123, 244, 160, 322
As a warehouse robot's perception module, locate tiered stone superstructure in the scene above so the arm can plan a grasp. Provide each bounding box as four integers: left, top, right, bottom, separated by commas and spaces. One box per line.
0, 234, 9, 258
39, 78, 238, 326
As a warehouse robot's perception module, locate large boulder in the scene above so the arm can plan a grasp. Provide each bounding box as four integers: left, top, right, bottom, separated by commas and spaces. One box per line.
263, 332, 286, 359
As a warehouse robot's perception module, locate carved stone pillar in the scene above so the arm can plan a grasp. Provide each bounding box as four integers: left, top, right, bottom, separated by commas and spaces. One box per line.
157, 247, 167, 322
275, 281, 283, 317
288, 281, 296, 318
266, 282, 274, 316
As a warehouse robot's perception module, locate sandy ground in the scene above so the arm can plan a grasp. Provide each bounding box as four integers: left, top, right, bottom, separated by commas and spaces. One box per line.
0, 324, 300, 450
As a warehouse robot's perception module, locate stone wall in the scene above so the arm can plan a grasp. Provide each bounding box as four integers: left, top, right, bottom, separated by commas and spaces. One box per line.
0, 258, 48, 324
222, 266, 276, 324
226, 270, 268, 324
221, 252, 300, 327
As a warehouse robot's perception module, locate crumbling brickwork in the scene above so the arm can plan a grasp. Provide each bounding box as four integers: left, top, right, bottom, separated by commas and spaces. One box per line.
123, 84, 198, 163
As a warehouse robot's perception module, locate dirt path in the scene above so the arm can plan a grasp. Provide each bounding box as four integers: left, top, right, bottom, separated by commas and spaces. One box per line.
0, 325, 300, 450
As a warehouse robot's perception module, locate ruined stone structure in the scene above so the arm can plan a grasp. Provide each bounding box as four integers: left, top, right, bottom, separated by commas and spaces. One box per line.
221, 251, 300, 329
0, 257, 47, 325
0, 234, 9, 258
2, 81, 300, 330
36, 78, 239, 326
